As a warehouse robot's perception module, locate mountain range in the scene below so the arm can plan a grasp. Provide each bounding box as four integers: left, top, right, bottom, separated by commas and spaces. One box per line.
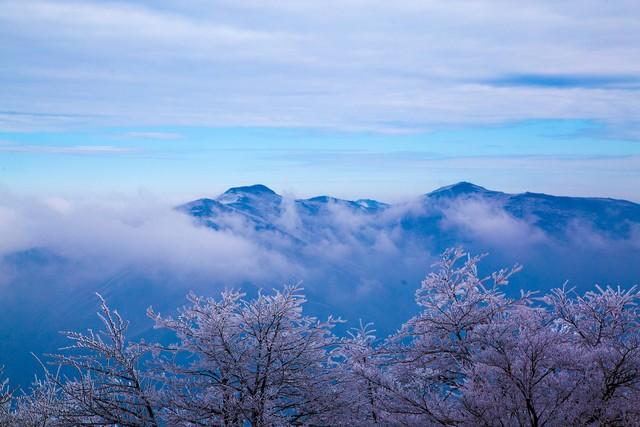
173, 181, 639, 324
180, 181, 640, 242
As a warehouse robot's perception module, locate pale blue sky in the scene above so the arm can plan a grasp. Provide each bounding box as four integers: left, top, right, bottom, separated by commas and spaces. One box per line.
0, 1, 639, 201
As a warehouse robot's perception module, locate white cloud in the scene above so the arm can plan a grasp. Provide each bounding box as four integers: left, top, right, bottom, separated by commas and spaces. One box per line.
0, 191, 297, 283
0, 0, 638, 132
439, 197, 548, 248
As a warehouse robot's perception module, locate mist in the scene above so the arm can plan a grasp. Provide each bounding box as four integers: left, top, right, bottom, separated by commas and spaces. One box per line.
0, 186, 638, 387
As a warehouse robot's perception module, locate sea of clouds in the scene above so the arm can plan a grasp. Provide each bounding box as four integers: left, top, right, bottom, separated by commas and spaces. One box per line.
0, 188, 638, 386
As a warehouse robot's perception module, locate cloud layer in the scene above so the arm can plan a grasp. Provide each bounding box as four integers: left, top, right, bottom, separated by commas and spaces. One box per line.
0, 190, 296, 284
0, 187, 638, 387
0, 0, 638, 133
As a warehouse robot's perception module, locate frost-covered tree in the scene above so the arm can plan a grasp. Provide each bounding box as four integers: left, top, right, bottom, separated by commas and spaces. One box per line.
373, 248, 527, 424
545, 285, 640, 424
0, 367, 12, 425
7, 369, 63, 427
459, 306, 579, 426
405, 248, 525, 372
148, 285, 344, 426
333, 321, 387, 425
47, 293, 159, 426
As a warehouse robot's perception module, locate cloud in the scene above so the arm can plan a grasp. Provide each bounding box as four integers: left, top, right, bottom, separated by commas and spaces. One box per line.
439, 197, 548, 248
0, 191, 297, 283
0, 111, 110, 132
484, 74, 640, 90
0, 189, 435, 353
0, 186, 637, 311
0, 1, 638, 132
0, 1, 289, 48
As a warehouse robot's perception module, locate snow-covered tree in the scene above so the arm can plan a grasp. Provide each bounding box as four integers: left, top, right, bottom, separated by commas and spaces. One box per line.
47, 293, 159, 426
545, 285, 640, 424
459, 306, 579, 426
8, 369, 63, 427
373, 248, 527, 424
333, 321, 387, 425
0, 367, 12, 425
148, 285, 344, 426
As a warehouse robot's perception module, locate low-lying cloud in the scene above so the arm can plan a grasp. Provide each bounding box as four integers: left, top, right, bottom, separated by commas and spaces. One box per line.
1, 189, 637, 296
439, 197, 548, 248
0, 190, 296, 285
0, 187, 638, 387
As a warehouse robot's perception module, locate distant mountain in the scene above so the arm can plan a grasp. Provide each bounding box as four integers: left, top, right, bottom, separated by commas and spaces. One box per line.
179, 182, 640, 241
427, 181, 496, 198
425, 182, 640, 237
179, 184, 392, 241
176, 182, 640, 312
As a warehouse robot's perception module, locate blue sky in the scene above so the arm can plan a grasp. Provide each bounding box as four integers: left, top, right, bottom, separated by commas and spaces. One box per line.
0, 1, 639, 201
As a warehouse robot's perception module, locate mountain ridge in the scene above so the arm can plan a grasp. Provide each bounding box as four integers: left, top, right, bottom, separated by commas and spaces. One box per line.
188, 181, 639, 207
177, 181, 640, 242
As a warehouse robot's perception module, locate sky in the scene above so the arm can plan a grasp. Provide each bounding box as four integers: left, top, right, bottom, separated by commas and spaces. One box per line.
0, 0, 639, 202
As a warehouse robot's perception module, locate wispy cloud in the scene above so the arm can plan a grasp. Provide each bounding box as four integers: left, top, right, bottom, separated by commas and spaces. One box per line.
1, 1, 638, 132
0, 111, 113, 132
119, 131, 183, 140
484, 74, 640, 90
0, 143, 137, 154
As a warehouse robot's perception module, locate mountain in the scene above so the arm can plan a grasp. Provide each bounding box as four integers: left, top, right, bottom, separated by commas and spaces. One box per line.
427, 181, 496, 198
179, 182, 640, 241
178, 184, 392, 240
422, 182, 640, 237
175, 182, 640, 317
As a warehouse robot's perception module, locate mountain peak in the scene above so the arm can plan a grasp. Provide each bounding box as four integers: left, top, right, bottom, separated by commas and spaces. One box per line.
223, 184, 277, 196
428, 182, 490, 196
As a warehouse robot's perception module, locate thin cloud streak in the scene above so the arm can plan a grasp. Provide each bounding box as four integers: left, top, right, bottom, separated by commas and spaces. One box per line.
120, 132, 183, 140
0, 143, 137, 154
484, 74, 640, 90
